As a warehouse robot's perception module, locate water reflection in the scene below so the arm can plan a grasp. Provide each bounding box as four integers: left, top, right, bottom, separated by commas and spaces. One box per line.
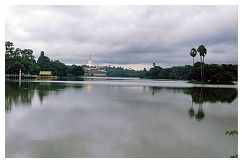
87, 84, 93, 96
5, 81, 83, 112
149, 86, 237, 103
189, 102, 205, 121
149, 86, 237, 121
187, 88, 205, 121
6, 81, 237, 115
151, 87, 163, 96
188, 98, 195, 118
5, 81, 238, 157
185, 87, 237, 104
187, 87, 237, 121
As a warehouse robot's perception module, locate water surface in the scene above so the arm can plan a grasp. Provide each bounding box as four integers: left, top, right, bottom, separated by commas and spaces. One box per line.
5, 80, 238, 157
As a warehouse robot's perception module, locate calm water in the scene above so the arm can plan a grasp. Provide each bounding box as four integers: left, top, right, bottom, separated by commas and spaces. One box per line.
5, 80, 238, 158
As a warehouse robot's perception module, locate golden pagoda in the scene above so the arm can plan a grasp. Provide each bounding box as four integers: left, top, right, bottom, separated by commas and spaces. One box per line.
84, 54, 107, 77
87, 54, 94, 67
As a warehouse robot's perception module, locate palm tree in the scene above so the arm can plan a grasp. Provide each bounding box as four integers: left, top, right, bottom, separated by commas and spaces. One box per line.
190, 48, 197, 65
197, 45, 207, 81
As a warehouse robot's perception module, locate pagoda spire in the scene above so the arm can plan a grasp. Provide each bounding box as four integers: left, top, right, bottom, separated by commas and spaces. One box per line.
87, 53, 94, 67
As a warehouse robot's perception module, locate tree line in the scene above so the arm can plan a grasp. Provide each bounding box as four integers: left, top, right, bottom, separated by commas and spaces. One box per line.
140, 44, 237, 84
104, 66, 143, 78
140, 62, 237, 84
5, 41, 237, 83
5, 41, 84, 77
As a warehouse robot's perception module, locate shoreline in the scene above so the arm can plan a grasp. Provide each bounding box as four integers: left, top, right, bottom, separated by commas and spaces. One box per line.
5, 78, 238, 89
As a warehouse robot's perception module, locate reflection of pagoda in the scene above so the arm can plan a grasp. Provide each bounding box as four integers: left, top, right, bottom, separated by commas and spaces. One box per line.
84, 54, 107, 77
87, 84, 93, 96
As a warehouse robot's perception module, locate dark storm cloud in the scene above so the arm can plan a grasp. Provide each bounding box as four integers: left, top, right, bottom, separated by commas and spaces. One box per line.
5, 5, 237, 69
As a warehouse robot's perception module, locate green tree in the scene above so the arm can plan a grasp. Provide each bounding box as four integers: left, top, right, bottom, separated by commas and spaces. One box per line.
190, 48, 197, 65
5, 42, 39, 75
7, 61, 25, 74
5, 41, 14, 58
12, 48, 22, 58
21, 49, 37, 74
105, 66, 142, 78
49, 60, 68, 76
158, 69, 169, 78
69, 65, 85, 76
37, 51, 51, 70
149, 66, 163, 79
197, 45, 207, 81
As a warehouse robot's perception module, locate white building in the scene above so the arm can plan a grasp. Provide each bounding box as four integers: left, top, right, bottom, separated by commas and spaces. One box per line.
84, 54, 107, 77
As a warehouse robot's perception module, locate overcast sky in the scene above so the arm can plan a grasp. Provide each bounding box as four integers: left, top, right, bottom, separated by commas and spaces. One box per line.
5, 5, 238, 70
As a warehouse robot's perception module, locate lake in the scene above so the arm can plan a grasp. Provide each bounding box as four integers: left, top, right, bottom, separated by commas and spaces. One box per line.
5, 79, 238, 158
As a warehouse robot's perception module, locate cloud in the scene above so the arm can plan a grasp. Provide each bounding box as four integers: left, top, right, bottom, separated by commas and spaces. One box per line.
5, 5, 238, 69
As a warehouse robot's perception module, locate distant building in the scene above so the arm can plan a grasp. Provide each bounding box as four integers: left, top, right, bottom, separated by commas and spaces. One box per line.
87, 54, 94, 67
39, 71, 52, 76
36, 71, 58, 80
84, 54, 107, 77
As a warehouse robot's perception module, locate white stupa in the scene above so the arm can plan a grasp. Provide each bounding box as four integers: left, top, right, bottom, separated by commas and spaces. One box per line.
84, 54, 107, 77
87, 54, 94, 67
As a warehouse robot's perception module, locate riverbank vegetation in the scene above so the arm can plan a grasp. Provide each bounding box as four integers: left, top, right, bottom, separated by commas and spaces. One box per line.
5, 41, 84, 77
140, 63, 237, 84
5, 41, 237, 84
104, 66, 143, 78
140, 44, 237, 84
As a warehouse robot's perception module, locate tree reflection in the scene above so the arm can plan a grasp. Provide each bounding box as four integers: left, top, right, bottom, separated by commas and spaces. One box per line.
187, 88, 205, 121
149, 86, 237, 121
195, 88, 205, 121
149, 86, 237, 103
5, 81, 35, 112
188, 98, 195, 118
149, 86, 185, 96
151, 87, 164, 96
186, 87, 237, 121
195, 106, 205, 121
185, 87, 237, 104
5, 81, 83, 112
